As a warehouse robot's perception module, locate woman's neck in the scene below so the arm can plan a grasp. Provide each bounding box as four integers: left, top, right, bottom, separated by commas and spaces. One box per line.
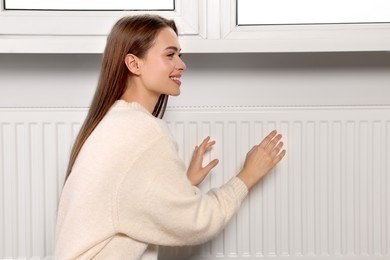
121, 85, 159, 114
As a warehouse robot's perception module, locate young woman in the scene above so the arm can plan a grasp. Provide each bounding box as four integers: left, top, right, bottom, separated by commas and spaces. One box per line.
55, 14, 286, 259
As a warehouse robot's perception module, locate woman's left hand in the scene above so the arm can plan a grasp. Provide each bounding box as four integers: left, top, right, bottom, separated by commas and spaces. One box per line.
187, 136, 219, 186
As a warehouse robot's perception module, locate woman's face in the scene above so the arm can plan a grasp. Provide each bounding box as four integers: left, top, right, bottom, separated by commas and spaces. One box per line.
138, 27, 186, 98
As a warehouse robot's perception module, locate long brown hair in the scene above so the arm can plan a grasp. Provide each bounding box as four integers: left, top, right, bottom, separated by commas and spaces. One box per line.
65, 15, 178, 181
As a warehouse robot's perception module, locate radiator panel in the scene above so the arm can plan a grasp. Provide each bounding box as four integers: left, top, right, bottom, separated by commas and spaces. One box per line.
0, 106, 389, 259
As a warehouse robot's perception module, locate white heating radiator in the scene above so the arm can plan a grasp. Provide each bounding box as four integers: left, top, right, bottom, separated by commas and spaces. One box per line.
0, 106, 389, 259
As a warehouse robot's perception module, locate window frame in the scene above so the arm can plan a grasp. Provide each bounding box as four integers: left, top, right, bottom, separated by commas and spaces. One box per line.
3, 0, 175, 11
0, 0, 204, 53
218, 0, 390, 52
236, 0, 390, 26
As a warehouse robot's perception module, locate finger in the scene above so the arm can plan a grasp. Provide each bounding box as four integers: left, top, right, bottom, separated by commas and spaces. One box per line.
273, 149, 286, 164
203, 159, 219, 173
259, 130, 277, 148
198, 138, 216, 154
192, 138, 215, 161
198, 136, 211, 149
204, 140, 216, 151
193, 137, 209, 155
271, 141, 284, 157
266, 134, 282, 151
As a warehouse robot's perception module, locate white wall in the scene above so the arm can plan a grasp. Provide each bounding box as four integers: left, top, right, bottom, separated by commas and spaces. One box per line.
1, 52, 390, 259
1, 52, 390, 108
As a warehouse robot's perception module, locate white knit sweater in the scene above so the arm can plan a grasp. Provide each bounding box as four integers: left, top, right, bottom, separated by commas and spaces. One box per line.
54, 100, 248, 259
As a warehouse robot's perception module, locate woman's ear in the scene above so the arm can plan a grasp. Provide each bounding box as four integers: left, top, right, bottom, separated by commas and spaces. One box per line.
124, 54, 142, 75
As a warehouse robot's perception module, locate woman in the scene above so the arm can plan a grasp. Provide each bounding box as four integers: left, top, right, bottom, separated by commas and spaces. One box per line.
55, 14, 286, 259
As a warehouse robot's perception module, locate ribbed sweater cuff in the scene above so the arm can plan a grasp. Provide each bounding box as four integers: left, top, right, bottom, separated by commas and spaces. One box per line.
227, 177, 248, 202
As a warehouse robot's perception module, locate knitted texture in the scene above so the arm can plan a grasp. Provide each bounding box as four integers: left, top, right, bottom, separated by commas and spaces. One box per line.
55, 100, 248, 259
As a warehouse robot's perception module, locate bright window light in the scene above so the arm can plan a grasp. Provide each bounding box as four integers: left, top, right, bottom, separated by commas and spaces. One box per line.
237, 0, 390, 25
4, 0, 174, 10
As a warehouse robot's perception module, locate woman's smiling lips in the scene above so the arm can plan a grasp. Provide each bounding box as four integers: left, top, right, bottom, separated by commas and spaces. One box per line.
169, 74, 182, 86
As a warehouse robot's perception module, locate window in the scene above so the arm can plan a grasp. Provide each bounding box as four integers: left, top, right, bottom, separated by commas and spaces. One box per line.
237, 0, 390, 25
1, 0, 389, 52
4, 0, 174, 11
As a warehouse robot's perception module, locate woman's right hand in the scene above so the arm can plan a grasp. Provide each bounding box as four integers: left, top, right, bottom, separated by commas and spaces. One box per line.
237, 130, 286, 190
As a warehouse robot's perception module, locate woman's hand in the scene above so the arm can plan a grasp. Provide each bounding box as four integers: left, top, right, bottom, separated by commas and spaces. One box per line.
237, 130, 286, 190
187, 136, 219, 186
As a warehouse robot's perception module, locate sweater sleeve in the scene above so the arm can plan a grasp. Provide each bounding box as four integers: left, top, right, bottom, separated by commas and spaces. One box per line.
114, 134, 248, 246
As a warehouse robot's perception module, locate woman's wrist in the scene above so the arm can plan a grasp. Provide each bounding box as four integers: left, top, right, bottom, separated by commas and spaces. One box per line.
236, 169, 256, 190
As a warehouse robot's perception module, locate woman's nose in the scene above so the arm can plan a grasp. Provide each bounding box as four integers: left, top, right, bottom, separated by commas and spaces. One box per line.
177, 57, 186, 71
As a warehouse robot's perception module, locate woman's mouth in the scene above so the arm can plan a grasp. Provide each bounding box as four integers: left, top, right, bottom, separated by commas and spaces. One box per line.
170, 76, 181, 86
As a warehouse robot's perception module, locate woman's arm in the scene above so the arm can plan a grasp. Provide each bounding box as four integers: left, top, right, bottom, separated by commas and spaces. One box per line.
115, 130, 285, 246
